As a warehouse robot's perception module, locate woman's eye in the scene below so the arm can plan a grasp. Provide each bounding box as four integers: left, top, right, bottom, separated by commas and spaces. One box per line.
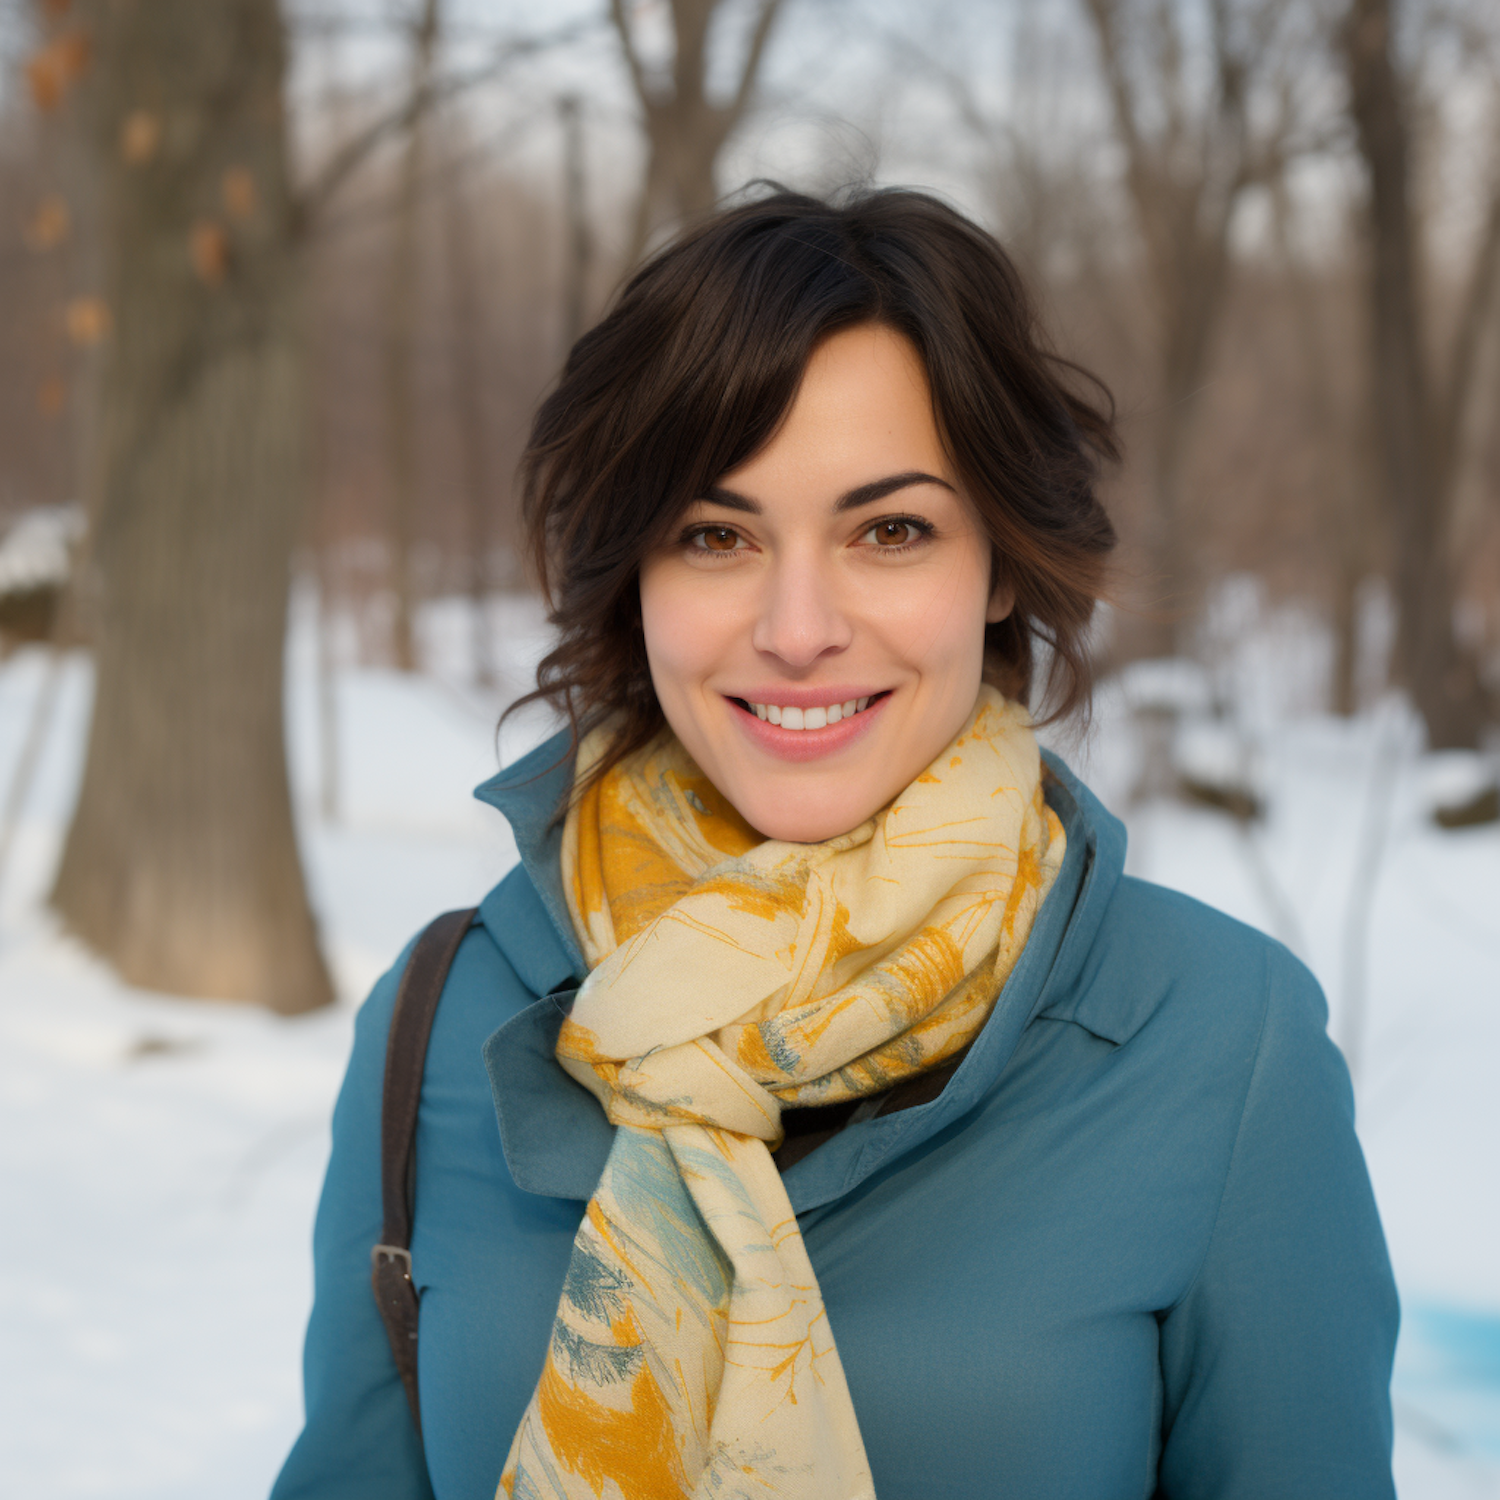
864, 520, 922, 548
690, 526, 743, 553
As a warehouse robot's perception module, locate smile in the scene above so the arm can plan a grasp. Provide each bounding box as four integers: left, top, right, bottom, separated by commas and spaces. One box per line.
724, 692, 892, 760
742, 696, 875, 731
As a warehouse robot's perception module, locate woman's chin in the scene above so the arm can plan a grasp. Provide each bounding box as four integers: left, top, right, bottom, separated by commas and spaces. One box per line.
734, 787, 885, 844
755, 817, 869, 844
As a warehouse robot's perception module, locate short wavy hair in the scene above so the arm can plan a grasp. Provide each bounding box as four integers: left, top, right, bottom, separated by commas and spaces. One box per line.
512, 187, 1118, 780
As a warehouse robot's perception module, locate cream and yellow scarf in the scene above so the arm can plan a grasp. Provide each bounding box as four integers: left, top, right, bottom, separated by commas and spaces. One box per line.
500, 686, 1064, 1500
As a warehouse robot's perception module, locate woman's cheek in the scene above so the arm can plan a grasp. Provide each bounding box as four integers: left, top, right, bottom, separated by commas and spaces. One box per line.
642, 570, 728, 710
882, 559, 990, 674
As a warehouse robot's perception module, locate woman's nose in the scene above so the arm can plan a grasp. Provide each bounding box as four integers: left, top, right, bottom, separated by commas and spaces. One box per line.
749, 553, 853, 669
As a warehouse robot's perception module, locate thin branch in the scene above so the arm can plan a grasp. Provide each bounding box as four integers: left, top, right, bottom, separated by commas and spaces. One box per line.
1082, 0, 1149, 183
292, 17, 599, 233
1235, 820, 1310, 962
309, 107, 543, 247
609, 0, 654, 108
728, 0, 788, 127
873, 26, 998, 149
1153, 0, 1188, 168
1339, 706, 1404, 1092
1081, 0, 1179, 293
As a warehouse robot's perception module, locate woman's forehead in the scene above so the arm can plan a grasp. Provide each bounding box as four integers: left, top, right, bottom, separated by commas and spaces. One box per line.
712, 326, 953, 502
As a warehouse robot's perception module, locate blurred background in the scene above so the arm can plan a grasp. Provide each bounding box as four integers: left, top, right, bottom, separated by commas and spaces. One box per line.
0, 0, 1496, 1494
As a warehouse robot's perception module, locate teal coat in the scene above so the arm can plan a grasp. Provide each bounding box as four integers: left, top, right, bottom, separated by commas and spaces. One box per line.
273, 736, 1398, 1500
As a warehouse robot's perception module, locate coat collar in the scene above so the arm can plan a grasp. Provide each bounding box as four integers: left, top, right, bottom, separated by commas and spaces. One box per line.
474, 730, 585, 989
474, 731, 1135, 1208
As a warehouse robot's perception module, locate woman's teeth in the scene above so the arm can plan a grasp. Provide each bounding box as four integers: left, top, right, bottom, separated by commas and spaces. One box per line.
748, 697, 872, 730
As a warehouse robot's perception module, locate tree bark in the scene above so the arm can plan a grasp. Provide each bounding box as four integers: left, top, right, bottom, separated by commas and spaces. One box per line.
441, 126, 497, 687
1345, 0, 1489, 747
557, 94, 594, 351
382, 0, 441, 673
1269, 176, 1374, 715
51, 0, 333, 1011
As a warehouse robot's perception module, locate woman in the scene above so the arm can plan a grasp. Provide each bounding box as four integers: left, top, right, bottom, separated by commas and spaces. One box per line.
273, 189, 1397, 1500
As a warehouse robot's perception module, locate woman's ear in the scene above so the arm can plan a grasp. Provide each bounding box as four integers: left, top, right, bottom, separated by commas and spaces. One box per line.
986, 578, 1015, 625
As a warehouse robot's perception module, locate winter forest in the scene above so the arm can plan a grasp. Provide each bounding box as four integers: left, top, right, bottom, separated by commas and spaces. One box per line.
0, 0, 1497, 1494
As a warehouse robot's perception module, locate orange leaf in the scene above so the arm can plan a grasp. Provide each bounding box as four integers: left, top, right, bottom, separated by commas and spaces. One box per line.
222, 167, 257, 221
38, 375, 66, 417
26, 28, 90, 111
56, 29, 90, 81
65, 296, 111, 346
189, 221, 230, 285
24, 195, 71, 251
119, 109, 161, 166
26, 53, 63, 111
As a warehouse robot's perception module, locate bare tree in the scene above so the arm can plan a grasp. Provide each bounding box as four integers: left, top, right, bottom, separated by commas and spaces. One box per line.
51, 0, 333, 1010
1344, 0, 1498, 747
611, 0, 788, 265
1081, 0, 1303, 654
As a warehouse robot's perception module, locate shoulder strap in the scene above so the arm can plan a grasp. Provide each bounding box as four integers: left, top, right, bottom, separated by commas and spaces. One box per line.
370, 906, 478, 1437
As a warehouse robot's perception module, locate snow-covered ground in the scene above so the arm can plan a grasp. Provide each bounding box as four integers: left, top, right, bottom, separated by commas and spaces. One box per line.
1, 590, 1496, 1498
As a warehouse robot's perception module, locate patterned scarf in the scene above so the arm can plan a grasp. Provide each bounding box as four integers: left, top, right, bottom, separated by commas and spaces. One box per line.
500, 686, 1065, 1500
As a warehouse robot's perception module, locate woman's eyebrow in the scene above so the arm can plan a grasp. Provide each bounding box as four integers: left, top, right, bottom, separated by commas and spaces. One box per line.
699, 471, 954, 515
834, 471, 954, 511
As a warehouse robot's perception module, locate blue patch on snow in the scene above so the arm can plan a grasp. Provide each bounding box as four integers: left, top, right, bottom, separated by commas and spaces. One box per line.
1394, 1305, 1500, 1458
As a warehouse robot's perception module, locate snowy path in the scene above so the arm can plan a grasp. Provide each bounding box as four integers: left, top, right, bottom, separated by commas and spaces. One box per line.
1, 599, 1496, 1497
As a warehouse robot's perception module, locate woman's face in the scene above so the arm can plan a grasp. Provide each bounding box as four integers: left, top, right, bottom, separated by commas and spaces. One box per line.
638, 322, 1011, 842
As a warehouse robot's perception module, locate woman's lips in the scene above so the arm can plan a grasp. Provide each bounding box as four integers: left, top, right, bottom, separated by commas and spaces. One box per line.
725, 691, 890, 761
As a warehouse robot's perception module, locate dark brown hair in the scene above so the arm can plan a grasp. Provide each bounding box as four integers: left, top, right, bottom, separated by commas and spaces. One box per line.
512, 186, 1118, 776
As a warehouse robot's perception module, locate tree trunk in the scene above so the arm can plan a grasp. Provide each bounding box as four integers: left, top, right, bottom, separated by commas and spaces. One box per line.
316, 548, 342, 822
1270, 176, 1375, 715
1080, 0, 1259, 661
382, 0, 441, 673
557, 94, 594, 351
51, 0, 332, 1012
614, 0, 785, 266
1345, 0, 1488, 748
1148, 224, 1236, 652
661, 0, 723, 224
441, 127, 496, 687
1329, 559, 1363, 717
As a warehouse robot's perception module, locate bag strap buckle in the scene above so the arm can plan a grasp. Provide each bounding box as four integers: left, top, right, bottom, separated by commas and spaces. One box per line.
371, 1243, 413, 1277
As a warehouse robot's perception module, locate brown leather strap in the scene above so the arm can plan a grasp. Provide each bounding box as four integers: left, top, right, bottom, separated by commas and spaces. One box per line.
371, 906, 478, 1437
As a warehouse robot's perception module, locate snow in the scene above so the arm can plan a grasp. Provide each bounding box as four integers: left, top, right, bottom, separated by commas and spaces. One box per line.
1419, 751, 1500, 817
0, 506, 85, 596
2, 590, 1497, 1497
